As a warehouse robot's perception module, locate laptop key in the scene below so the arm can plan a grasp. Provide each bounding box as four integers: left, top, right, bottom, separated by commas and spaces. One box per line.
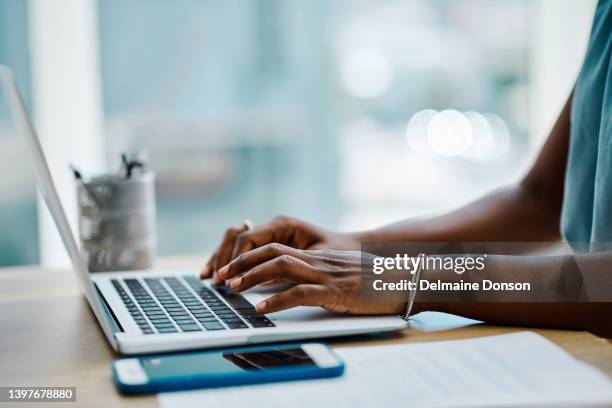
226, 322, 248, 329
193, 312, 214, 318
236, 307, 258, 315
150, 319, 172, 325
158, 327, 178, 333
197, 316, 219, 322
201, 322, 225, 330
245, 319, 274, 326
174, 318, 196, 324
216, 286, 254, 309
169, 311, 190, 317
172, 314, 193, 319
187, 307, 207, 313
220, 318, 244, 325
243, 314, 270, 320
154, 323, 175, 329
251, 321, 275, 327
209, 307, 233, 314
212, 313, 234, 319
179, 323, 202, 332
185, 300, 206, 308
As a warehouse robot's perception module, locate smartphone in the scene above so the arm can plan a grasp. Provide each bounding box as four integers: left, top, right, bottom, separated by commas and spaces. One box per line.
113, 343, 344, 394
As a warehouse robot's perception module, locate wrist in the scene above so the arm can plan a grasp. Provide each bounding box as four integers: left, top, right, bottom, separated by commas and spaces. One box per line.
349, 228, 379, 244
393, 301, 407, 315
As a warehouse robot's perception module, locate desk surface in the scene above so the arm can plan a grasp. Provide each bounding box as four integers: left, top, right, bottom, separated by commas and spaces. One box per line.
1, 257, 611, 408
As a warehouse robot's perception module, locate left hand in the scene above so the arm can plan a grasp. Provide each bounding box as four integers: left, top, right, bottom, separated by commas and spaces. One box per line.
216, 243, 405, 315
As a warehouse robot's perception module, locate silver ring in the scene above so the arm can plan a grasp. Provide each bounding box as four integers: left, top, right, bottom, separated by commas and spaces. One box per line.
243, 219, 255, 231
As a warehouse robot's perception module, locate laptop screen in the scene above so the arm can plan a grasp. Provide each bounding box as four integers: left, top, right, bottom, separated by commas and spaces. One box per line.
0, 65, 116, 344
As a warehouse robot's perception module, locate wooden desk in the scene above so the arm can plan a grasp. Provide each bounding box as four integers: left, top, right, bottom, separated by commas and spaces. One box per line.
1, 258, 611, 408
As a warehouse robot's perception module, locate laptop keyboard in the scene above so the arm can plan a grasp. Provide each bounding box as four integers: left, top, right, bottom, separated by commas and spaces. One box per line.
111, 275, 275, 334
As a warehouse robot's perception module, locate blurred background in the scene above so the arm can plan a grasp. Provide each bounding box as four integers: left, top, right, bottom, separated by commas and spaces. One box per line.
0, 0, 596, 267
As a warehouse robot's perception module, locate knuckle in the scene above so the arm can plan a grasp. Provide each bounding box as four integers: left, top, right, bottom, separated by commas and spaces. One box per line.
223, 228, 237, 240
238, 270, 251, 285
294, 285, 307, 299
267, 242, 285, 255
273, 214, 293, 225
266, 295, 279, 308
233, 253, 247, 267
234, 233, 248, 247
277, 254, 294, 267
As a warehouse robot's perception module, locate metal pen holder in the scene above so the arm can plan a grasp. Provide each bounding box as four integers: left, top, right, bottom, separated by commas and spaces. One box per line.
76, 171, 157, 272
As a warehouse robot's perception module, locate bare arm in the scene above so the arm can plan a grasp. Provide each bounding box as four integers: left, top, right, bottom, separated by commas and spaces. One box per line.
207, 91, 611, 334
216, 244, 612, 335
415, 250, 612, 336
377, 92, 612, 334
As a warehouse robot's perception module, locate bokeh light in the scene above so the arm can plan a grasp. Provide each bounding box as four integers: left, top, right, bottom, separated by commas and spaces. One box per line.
463, 111, 493, 160
405, 109, 437, 156
482, 113, 511, 159
427, 109, 473, 157
405, 109, 511, 160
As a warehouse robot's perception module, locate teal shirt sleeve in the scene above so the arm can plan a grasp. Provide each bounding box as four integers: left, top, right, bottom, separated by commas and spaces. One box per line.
561, 0, 612, 249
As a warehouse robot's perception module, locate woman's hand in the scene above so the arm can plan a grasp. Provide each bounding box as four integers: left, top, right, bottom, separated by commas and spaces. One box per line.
215, 243, 405, 315
201, 216, 362, 284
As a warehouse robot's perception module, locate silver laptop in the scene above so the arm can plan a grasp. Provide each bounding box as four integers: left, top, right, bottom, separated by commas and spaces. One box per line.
0, 65, 406, 355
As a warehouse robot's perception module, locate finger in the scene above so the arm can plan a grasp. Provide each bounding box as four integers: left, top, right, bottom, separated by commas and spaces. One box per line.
214, 224, 248, 274
219, 243, 310, 281
228, 255, 321, 291
256, 284, 329, 313
230, 216, 296, 260
200, 251, 217, 278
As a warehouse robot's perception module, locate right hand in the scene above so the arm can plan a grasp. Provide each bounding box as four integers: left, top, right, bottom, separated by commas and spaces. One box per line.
201, 215, 361, 285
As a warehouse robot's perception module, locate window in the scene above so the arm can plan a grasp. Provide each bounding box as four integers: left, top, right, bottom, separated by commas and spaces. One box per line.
0, 0, 594, 266
97, 0, 534, 255
0, 0, 37, 266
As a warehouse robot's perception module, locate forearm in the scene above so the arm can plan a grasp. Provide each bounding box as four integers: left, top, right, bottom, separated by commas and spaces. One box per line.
356, 183, 562, 243
414, 251, 612, 333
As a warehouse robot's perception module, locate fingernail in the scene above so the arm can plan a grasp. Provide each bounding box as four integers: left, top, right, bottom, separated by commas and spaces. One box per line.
229, 277, 242, 289
256, 301, 267, 312
218, 265, 229, 278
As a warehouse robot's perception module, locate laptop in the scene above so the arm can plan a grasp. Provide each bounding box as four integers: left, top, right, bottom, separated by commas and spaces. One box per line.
0, 65, 406, 355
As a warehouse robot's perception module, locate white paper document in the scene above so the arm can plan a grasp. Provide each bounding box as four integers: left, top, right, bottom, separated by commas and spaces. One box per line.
159, 332, 612, 408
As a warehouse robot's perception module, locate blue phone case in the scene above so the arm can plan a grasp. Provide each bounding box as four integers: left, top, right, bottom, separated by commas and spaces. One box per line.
113, 342, 344, 394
